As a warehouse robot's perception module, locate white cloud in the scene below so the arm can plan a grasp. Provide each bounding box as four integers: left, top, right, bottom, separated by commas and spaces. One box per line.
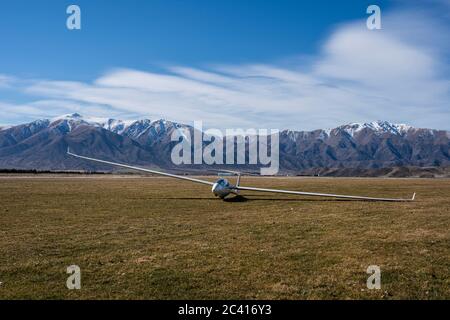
3, 8, 450, 130
0, 75, 15, 88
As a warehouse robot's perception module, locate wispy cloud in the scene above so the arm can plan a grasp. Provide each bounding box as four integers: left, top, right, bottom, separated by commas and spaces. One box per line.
0, 74, 15, 88
2, 7, 450, 130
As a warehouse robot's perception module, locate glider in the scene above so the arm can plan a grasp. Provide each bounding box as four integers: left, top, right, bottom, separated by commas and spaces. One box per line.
67, 148, 416, 202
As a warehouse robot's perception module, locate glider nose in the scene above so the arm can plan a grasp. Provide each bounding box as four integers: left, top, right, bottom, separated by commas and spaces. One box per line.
212, 183, 219, 196
212, 181, 231, 199
212, 182, 223, 197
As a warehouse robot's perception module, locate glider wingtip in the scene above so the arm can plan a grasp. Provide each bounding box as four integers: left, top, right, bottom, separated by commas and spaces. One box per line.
411, 192, 416, 201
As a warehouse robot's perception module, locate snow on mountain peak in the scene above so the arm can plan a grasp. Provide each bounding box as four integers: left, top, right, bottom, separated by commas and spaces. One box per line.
25, 119, 51, 133
52, 113, 83, 121
102, 118, 137, 134
5, 114, 422, 141
340, 120, 412, 137
43, 114, 187, 138
48, 114, 158, 135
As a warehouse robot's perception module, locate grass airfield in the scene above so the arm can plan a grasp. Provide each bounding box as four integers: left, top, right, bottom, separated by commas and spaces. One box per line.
0, 175, 448, 299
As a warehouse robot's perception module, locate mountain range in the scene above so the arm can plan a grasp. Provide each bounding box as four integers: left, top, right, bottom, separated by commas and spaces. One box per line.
0, 113, 449, 176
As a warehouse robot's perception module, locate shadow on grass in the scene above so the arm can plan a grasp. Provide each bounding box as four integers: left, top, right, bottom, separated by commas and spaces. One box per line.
240, 196, 355, 202
150, 195, 358, 202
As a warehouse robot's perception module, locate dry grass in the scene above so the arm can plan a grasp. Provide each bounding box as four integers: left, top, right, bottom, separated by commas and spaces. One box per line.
0, 175, 448, 299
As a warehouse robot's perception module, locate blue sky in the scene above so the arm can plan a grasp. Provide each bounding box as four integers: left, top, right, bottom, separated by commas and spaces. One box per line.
0, 0, 449, 130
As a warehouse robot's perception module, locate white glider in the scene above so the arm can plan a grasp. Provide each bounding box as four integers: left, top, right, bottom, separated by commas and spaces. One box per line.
67, 148, 416, 202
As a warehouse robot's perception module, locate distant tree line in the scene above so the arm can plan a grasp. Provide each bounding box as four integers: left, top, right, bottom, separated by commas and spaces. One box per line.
0, 169, 109, 174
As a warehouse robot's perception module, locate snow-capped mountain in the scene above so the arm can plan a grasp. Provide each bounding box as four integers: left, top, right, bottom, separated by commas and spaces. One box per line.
0, 114, 448, 173
46, 113, 190, 144
336, 121, 413, 137
284, 120, 415, 142
49, 113, 153, 134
